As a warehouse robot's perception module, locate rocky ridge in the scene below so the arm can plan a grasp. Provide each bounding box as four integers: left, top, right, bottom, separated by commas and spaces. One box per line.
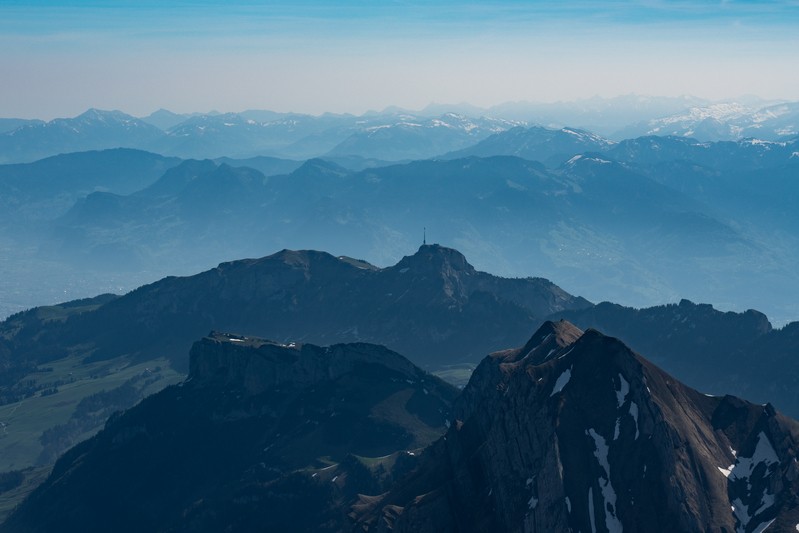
358, 321, 799, 533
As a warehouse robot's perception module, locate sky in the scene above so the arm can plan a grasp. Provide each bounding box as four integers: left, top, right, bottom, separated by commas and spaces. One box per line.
1, 0, 798, 119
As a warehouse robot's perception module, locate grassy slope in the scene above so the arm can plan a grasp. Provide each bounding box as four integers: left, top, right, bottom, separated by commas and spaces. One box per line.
0, 354, 182, 471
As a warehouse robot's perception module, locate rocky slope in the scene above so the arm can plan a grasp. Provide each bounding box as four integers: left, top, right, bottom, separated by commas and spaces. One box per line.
552, 300, 799, 417
1, 333, 458, 533
357, 321, 799, 533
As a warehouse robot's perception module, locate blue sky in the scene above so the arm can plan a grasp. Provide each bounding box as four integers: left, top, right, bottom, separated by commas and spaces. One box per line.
2, 1, 798, 118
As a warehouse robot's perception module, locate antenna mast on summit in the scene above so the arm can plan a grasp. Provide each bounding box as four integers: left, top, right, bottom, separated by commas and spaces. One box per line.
423, 227, 426, 245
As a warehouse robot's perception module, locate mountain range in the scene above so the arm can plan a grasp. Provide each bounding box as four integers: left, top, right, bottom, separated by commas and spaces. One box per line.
3, 243, 799, 491
4, 321, 799, 532
3, 99, 798, 165
31, 136, 798, 324
2, 119, 798, 326
617, 101, 799, 142
0, 109, 520, 164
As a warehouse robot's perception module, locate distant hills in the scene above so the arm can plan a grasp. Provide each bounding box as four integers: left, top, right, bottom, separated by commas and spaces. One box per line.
1, 124, 798, 322
31, 137, 798, 323
5, 321, 799, 532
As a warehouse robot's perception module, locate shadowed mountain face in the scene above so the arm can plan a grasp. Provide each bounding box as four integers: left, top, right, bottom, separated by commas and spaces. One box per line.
1, 334, 459, 533
6, 324, 799, 533
356, 321, 799, 533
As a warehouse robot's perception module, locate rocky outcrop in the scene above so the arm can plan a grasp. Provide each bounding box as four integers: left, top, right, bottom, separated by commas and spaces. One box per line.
358, 321, 799, 533
189, 332, 440, 396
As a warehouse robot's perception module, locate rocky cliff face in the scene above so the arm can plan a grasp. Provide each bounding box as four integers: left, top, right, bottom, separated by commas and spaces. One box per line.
358, 321, 799, 533
189, 333, 444, 397
2, 334, 458, 533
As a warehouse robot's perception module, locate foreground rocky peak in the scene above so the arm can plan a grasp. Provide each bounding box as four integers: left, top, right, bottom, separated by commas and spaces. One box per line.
359, 321, 799, 533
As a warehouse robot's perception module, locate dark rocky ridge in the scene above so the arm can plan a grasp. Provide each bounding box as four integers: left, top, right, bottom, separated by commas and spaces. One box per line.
1, 334, 458, 533
0, 244, 590, 374
357, 321, 799, 533
551, 300, 799, 417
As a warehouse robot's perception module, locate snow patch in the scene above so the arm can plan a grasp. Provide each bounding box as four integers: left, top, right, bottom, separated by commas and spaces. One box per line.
550, 366, 572, 397
751, 521, 775, 533
559, 346, 576, 359
724, 432, 780, 533
616, 374, 629, 407
565, 496, 571, 513
629, 402, 639, 439
587, 429, 623, 533
729, 431, 779, 481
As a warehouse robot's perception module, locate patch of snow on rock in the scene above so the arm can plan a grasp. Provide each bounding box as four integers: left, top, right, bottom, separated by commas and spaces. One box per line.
528, 495, 538, 510
550, 367, 573, 397
616, 374, 629, 408
724, 432, 780, 533
629, 402, 639, 439
587, 429, 623, 533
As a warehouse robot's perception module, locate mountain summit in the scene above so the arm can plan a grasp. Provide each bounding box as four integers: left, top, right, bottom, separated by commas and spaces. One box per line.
357, 321, 799, 532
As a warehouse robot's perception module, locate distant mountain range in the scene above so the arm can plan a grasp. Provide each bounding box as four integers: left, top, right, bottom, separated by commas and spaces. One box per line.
5, 321, 799, 532
0, 109, 521, 164
1, 124, 798, 322
2, 98, 798, 164
29, 135, 797, 322
617, 101, 799, 141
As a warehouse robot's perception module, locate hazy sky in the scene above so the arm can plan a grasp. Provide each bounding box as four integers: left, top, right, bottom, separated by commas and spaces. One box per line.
1, 0, 798, 119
